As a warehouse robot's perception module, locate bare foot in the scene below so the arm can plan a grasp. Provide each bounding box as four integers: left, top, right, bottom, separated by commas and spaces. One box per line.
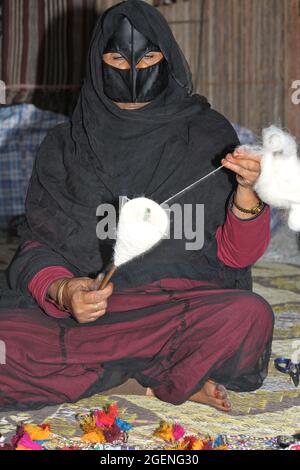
188, 380, 232, 412
146, 380, 232, 412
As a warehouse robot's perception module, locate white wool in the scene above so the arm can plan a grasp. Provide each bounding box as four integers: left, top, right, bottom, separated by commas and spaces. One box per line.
113, 197, 169, 267
239, 126, 300, 231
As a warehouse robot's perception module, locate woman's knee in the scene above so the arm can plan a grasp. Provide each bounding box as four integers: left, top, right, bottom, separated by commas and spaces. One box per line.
228, 290, 274, 331
226, 290, 274, 330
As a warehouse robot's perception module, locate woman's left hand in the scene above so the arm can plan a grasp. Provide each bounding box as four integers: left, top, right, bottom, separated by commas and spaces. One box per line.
221, 148, 261, 188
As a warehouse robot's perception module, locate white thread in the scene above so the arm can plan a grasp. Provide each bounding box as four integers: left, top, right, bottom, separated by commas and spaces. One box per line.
162, 166, 223, 206
114, 197, 169, 267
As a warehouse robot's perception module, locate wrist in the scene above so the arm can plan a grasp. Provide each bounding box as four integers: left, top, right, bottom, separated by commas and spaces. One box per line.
232, 186, 264, 219
235, 184, 259, 205
47, 277, 71, 311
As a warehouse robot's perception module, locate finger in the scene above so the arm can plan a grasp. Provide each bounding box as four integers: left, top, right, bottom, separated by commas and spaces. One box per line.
78, 277, 100, 291
86, 301, 107, 313
91, 273, 105, 290
86, 310, 106, 322
92, 310, 106, 319
221, 159, 256, 180
73, 299, 107, 315
225, 153, 260, 170
227, 156, 260, 173
233, 149, 262, 162
75, 310, 106, 324
81, 284, 113, 304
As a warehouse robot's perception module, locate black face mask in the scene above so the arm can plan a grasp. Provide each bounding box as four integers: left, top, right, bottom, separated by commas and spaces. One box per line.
103, 16, 169, 103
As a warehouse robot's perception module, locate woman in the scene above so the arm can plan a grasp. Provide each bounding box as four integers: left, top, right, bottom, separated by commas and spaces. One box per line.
0, 0, 273, 412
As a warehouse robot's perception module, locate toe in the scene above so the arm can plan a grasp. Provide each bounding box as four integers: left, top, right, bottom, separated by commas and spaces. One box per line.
215, 390, 226, 399
208, 396, 232, 412
222, 399, 232, 411
215, 384, 229, 400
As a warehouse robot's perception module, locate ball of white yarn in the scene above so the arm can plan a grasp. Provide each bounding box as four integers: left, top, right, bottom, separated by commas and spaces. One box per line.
114, 197, 169, 267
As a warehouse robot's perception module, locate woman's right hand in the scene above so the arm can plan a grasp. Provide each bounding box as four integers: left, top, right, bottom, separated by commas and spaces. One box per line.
48, 275, 113, 324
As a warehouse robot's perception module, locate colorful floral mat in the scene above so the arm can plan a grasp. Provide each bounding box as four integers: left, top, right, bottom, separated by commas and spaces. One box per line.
0, 234, 300, 449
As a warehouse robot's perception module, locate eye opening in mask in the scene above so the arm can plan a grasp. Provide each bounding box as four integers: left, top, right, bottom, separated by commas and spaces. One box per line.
102, 51, 164, 70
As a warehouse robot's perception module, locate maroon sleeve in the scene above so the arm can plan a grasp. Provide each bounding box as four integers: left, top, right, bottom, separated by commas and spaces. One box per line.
28, 266, 74, 318
8, 239, 81, 294
216, 203, 271, 268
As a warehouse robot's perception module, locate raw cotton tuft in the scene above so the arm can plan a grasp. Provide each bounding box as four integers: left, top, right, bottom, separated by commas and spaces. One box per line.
238, 126, 300, 231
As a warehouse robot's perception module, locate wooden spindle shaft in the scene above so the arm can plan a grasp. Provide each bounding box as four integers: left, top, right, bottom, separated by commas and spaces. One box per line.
99, 265, 117, 290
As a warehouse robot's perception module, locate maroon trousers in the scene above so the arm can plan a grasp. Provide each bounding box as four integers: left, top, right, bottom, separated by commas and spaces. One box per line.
0, 279, 274, 411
